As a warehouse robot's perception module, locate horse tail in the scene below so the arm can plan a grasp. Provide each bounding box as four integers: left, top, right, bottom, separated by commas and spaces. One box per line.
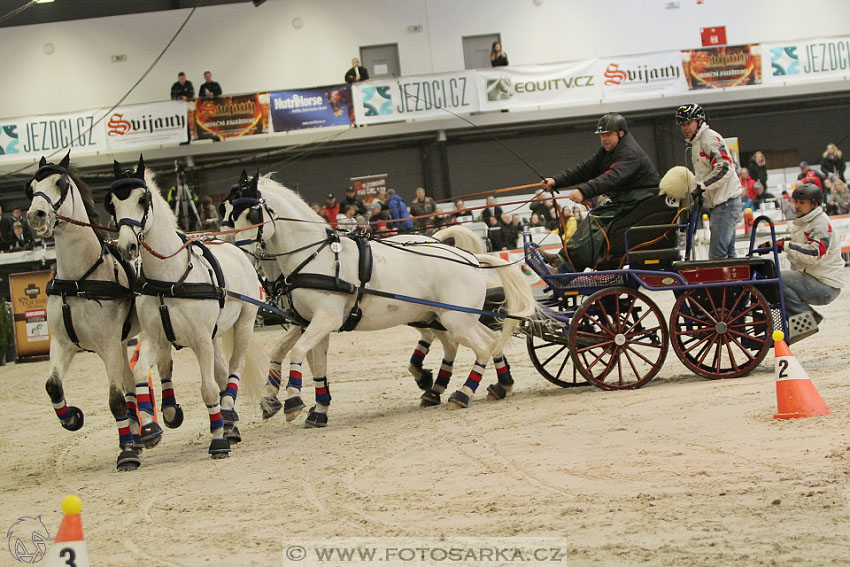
217, 329, 266, 403
433, 225, 487, 254
474, 254, 536, 354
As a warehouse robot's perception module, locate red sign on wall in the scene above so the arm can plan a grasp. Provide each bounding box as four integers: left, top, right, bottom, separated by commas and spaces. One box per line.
700, 26, 727, 47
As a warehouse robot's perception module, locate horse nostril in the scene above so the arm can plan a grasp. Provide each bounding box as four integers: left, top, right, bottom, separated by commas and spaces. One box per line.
36, 210, 46, 218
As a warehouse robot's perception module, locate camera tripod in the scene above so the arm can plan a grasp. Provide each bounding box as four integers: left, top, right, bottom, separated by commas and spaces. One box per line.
172, 164, 201, 231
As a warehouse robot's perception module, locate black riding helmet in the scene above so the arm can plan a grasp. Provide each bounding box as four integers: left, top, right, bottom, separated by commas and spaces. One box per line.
675, 103, 706, 125
791, 183, 823, 205
594, 113, 628, 136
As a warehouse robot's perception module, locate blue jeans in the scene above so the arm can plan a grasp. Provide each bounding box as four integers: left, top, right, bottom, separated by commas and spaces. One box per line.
708, 197, 741, 259
782, 269, 841, 321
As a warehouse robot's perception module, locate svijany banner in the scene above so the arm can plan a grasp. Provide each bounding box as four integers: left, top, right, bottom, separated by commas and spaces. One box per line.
600, 51, 688, 100
193, 93, 270, 140
761, 36, 850, 84
476, 59, 599, 111
352, 71, 479, 126
0, 108, 105, 163
682, 44, 762, 89
270, 85, 353, 132
104, 100, 189, 150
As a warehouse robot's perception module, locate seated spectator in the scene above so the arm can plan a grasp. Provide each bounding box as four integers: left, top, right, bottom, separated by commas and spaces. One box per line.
479, 195, 502, 227
527, 212, 545, 228
529, 189, 554, 226
820, 143, 845, 182
798, 161, 826, 190
747, 151, 768, 188
170, 72, 194, 100
199, 196, 220, 231
336, 204, 359, 233
751, 181, 770, 210
489, 212, 520, 250
310, 202, 326, 220
409, 187, 439, 231
740, 167, 756, 208
8, 222, 32, 251
780, 191, 796, 220
374, 188, 388, 211
387, 189, 414, 230
323, 194, 340, 227
344, 58, 370, 83
198, 71, 222, 98
827, 177, 850, 215
341, 186, 367, 216
9, 207, 33, 241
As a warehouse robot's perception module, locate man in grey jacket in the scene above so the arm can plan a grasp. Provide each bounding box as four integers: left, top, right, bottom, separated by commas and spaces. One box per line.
676, 103, 742, 259
762, 184, 844, 342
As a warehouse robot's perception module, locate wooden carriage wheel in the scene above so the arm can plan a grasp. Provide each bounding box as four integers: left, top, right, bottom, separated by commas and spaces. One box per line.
526, 330, 589, 388
669, 285, 772, 379
569, 287, 668, 390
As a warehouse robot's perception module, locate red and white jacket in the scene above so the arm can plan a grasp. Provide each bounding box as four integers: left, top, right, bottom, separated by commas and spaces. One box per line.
784, 206, 845, 289
688, 122, 742, 209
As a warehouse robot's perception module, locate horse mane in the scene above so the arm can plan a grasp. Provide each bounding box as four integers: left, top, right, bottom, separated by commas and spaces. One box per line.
144, 171, 179, 232
257, 174, 327, 225
67, 167, 108, 240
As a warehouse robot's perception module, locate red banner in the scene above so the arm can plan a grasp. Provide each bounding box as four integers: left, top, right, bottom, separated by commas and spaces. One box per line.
682, 44, 761, 90
192, 93, 270, 140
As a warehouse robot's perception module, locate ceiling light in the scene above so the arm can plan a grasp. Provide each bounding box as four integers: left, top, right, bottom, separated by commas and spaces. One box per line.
35, 0, 56, 4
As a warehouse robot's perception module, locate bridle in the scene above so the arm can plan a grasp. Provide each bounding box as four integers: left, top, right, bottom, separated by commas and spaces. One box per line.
108, 177, 152, 244
26, 165, 73, 228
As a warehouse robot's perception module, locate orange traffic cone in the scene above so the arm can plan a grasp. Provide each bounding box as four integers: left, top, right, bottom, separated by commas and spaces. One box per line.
772, 330, 831, 419
45, 495, 89, 567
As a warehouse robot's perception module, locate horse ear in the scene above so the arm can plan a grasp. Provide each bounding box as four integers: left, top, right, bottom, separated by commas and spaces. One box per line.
59, 150, 70, 169
113, 161, 122, 179
39, 156, 47, 168
251, 170, 260, 191
104, 192, 115, 218
239, 170, 248, 184
136, 155, 145, 179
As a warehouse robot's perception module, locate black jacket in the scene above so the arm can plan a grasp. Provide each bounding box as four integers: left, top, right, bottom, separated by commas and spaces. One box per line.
746, 158, 768, 188
551, 132, 660, 201
170, 80, 195, 100
821, 154, 846, 181
199, 81, 222, 98
341, 195, 368, 216
345, 66, 370, 83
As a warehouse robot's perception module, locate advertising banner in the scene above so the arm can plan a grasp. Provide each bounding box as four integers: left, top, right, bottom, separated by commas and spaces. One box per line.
0, 108, 105, 164
761, 36, 850, 83
8, 271, 52, 360
352, 71, 478, 126
682, 44, 762, 89
476, 59, 600, 111
600, 51, 688, 100
105, 100, 188, 150
270, 85, 353, 132
350, 173, 388, 204
193, 93, 270, 140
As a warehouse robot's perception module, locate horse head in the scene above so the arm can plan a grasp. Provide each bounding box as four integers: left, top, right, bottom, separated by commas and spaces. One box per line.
25, 150, 72, 237
107, 155, 150, 261
225, 170, 269, 253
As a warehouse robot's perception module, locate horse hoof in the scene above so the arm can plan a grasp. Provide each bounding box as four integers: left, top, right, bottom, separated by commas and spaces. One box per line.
415, 368, 434, 391
140, 422, 163, 449
209, 438, 231, 459
284, 396, 305, 422
116, 449, 141, 471
305, 410, 328, 428
420, 390, 441, 407
486, 383, 507, 401
221, 408, 239, 425
163, 404, 184, 429
60, 406, 85, 432
261, 396, 282, 420
447, 390, 470, 409
225, 425, 242, 445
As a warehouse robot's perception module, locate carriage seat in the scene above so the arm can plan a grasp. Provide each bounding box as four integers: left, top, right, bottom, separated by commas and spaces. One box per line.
672, 256, 779, 302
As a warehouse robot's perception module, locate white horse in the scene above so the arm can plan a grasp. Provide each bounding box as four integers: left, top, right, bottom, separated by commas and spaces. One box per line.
25, 152, 179, 471
226, 176, 536, 426
106, 156, 262, 459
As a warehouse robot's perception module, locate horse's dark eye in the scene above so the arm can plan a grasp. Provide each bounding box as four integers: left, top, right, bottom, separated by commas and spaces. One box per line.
138, 196, 146, 206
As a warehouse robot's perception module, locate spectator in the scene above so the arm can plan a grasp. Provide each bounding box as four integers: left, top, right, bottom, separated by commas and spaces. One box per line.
490, 41, 509, 67
199, 197, 220, 231
449, 198, 469, 222
9, 207, 33, 241
336, 204, 359, 233
762, 184, 844, 341
529, 188, 554, 226
479, 195, 503, 227
527, 212, 545, 228
323, 193, 340, 227
0, 203, 11, 246
676, 104, 741, 259
820, 143, 845, 182
344, 58, 370, 83
374, 188, 388, 210
797, 161, 826, 190
341, 186, 367, 216
170, 72, 194, 101
491, 212, 520, 250
779, 191, 796, 220
747, 151, 768, 188
386, 189, 414, 230
310, 202, 326, 220
751, 181, 771, 210
198, 71, 222, 98
8, 222, 32, 251
740, 167, 756, 208
409, 187, 439, 231
826, 177, 850, 215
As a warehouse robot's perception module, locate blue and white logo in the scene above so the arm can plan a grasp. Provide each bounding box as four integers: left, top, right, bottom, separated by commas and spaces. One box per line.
770, 46, 800, 76
361, 86, 393, 116
0, 124, 20, 155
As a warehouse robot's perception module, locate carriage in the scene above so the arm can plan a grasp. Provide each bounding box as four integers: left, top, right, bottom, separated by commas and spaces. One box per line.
521, 193, 789, 391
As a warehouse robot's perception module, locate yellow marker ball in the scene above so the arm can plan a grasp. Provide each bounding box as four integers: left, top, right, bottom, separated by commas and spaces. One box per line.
745, 208, 753, 214
62, 495, 82, 515
772, 330, 785, 342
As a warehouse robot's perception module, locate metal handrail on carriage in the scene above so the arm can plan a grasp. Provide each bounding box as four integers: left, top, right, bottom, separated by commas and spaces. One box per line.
522, 202, 789, 392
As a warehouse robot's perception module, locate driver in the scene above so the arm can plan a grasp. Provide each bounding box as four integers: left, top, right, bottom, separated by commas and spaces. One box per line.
541, 113, 660, 271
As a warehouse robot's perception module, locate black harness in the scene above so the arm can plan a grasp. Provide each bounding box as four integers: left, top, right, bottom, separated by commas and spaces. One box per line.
134, 234, 227, 347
